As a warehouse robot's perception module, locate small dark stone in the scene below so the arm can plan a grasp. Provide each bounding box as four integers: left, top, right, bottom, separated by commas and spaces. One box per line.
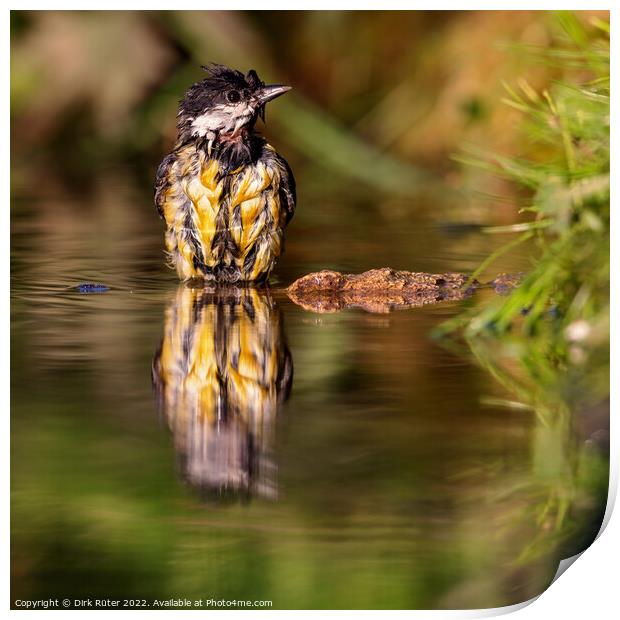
75, 283, 110, 294
491, 272, 524, 295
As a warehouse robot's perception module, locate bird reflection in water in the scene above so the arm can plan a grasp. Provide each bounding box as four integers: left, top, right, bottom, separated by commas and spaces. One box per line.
152, 285, 293, 500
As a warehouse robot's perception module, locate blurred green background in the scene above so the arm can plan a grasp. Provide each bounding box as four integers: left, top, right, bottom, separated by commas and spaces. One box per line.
11, 11, 605, 212
11, 10, 609, 610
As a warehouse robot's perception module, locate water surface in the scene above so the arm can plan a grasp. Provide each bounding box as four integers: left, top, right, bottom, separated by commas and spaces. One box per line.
11, 171, 607, 609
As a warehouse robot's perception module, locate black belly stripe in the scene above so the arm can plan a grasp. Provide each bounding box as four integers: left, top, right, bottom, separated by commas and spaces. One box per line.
211, 205, 229, 262
242, 243, 258, 276
231, 204, 243, 246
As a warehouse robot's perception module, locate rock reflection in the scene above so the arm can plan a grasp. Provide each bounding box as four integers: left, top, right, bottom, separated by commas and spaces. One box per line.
286, 268, 477, 313
152, 285, 293, 500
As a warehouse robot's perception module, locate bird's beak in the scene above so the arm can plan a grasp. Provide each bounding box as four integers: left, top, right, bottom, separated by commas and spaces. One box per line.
255, 84, 292, 105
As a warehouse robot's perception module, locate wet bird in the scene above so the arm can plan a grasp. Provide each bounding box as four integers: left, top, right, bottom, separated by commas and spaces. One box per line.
155, 64, 296, 282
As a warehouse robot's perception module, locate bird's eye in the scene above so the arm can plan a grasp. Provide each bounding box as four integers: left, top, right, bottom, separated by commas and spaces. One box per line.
227, 90, 241, 103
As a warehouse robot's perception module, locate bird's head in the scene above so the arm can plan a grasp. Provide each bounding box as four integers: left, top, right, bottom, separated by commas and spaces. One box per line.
178, 64, 291, 143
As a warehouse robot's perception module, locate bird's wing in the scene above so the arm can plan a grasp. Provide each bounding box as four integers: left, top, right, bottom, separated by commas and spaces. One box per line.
154, 152, 177, 220
274, 153, 296, 226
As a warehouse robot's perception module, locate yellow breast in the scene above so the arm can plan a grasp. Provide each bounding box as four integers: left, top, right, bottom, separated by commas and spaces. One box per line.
163, 146, 283, 281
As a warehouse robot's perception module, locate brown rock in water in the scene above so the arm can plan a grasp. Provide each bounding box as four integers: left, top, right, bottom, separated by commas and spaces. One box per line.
286, 268, 478, 313
490, 272, 525, 295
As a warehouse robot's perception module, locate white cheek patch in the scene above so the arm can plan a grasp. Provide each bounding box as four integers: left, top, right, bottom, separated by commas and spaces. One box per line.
191, 105, 233, 136
190, 103, 255, 137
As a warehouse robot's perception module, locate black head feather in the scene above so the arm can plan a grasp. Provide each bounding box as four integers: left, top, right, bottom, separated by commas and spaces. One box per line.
175, 64, 289, 171
179, 64, 265, 120
201, 63, 251, 89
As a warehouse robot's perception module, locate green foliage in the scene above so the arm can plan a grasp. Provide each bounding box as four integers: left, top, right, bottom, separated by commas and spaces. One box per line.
444, 13, 609, 401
